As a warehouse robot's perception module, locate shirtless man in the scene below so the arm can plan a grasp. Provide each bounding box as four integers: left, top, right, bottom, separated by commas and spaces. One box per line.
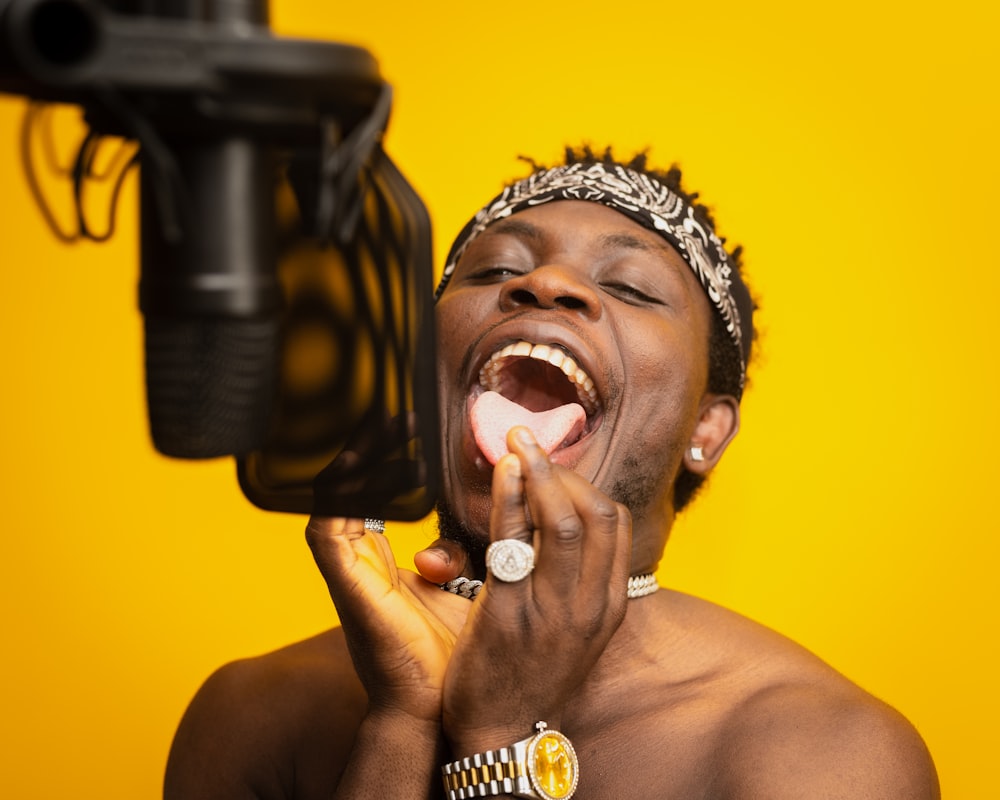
164, 149, 939, 800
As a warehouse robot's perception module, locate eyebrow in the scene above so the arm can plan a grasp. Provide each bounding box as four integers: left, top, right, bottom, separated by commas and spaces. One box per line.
483, 217, 545, 242
486, 219, 669, 253
596, 231, 673, 255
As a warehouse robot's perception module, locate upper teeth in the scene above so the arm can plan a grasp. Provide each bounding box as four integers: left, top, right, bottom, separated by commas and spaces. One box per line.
478, 340, 600, 412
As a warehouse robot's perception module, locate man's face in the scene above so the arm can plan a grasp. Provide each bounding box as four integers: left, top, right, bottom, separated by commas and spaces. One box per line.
435, 201, 713, 542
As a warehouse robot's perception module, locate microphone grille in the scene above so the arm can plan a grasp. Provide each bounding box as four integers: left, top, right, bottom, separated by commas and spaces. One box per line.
144, 316, 278, 459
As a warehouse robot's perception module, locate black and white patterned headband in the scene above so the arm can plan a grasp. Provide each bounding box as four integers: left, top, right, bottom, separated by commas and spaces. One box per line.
437, 161, 753, 392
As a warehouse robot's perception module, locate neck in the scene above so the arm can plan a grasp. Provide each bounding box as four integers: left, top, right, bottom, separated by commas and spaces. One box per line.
563, 590, 684, 730
628, 504, 673, 576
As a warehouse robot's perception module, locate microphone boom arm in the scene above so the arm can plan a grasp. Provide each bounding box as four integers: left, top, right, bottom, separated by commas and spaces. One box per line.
0, 0, 384, 141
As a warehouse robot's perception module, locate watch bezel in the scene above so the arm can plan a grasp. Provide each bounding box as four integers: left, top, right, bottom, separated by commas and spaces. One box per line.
524, 727, 579, 800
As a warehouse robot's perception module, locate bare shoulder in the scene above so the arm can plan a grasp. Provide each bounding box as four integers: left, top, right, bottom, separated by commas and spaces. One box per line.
715, 678, 939, 799
164, 627, 364, 800
662, 593, 940, 800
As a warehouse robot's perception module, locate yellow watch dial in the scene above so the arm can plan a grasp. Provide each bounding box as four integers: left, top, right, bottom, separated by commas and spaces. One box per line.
528, 730, 579, 800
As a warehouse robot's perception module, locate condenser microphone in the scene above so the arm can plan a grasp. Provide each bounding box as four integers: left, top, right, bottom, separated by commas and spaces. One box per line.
2, 0, 442, 519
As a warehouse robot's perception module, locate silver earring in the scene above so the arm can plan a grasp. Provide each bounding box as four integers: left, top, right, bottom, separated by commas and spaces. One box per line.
689, 445, 705, 463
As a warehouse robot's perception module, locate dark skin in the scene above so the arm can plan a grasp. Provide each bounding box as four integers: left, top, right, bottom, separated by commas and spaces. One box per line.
165, 202, 939, 799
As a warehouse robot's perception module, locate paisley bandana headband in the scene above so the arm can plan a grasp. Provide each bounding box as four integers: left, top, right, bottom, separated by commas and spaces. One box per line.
436, 161, 753, 392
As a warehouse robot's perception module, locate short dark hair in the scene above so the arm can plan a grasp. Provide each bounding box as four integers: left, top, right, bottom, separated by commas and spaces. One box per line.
520, 145, 757, 511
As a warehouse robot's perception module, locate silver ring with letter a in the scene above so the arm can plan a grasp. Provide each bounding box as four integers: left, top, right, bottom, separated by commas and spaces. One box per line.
485, 539, 535, 583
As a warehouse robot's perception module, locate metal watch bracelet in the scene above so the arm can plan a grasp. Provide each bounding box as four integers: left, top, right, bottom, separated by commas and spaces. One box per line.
441, 722, 579, 800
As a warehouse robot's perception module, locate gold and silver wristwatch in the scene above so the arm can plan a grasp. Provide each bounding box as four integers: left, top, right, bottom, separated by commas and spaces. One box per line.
441, 721, 579, 800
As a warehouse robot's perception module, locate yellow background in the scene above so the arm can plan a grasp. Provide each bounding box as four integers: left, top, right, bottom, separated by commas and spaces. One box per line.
1, 0, 996, 796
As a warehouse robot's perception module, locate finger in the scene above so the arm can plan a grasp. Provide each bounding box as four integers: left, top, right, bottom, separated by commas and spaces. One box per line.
314, 409, 408, 487
510, 432, 630, 593
489, 451, 530, 543
305, 516, 398, 609
313, 459, 423, 515
305, 516, 361, 578
478, 451, 536, 600
413, 537, 472, 584
505, 427, 587, 596
541, 466, 629, 596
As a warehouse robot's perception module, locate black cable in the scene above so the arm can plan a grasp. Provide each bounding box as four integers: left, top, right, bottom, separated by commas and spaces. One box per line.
20, 102, 79, 243
72, 129, 138, 242
20, 101, 141, 244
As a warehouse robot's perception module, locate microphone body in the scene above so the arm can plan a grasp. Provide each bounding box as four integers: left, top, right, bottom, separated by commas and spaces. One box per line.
137, 0, 282, 458
139, 135, 281, 457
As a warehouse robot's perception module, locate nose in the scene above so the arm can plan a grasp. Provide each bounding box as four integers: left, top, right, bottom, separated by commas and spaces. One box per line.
498, 265, 602, 320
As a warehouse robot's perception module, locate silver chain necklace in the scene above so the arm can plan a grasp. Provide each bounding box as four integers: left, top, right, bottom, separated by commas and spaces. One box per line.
440, 573, 659, 600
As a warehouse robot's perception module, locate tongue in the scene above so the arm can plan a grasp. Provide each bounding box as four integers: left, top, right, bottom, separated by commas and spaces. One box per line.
470, 390, 586, 465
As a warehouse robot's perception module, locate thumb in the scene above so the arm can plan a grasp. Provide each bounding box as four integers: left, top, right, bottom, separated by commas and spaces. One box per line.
413, 537, 472, 584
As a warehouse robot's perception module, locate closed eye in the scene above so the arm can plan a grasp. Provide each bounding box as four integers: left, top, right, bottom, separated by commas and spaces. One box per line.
601, 282, 665, 306
467, 266, 524, 282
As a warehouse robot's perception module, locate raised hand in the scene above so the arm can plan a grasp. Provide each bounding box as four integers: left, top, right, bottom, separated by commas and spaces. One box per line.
306, 517, 470, 723
441, 426, 633, 753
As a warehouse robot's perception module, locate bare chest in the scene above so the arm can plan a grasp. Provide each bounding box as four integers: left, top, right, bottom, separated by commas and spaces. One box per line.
565, 704, 731, 800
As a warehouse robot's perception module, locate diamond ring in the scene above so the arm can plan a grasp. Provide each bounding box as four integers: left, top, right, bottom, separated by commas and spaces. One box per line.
485, 539, 535, 583
363, 518, 385, 534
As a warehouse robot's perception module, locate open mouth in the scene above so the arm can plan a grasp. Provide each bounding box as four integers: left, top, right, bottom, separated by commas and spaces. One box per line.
469, 339, 604, 464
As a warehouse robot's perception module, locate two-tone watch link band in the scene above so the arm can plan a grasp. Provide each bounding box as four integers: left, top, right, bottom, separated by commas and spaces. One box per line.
441, 721, 579, 800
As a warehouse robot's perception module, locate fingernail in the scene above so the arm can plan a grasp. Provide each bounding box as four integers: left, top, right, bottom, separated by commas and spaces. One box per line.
501, 453, 522, 478
514, 427, 535, 446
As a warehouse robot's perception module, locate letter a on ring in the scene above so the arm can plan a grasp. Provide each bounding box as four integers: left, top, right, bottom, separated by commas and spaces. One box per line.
485, 539, 535, 583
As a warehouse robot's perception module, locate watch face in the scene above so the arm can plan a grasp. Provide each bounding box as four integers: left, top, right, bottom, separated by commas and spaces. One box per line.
527, 730, 579, 800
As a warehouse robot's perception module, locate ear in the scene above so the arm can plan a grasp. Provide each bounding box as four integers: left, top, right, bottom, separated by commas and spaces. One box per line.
683, 394, 740, 476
